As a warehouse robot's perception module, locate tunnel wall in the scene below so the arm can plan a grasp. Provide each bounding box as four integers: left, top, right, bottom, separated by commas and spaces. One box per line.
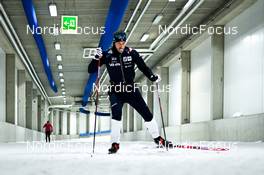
0, 48, 6, 122
121, 0, 264, 143
121, 113, 264, 142
190, 37, 212, 123
224, 0, 264, 118
0, 122, 44, 142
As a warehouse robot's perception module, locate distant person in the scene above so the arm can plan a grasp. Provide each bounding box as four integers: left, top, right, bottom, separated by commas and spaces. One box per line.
43, 121, 53, 142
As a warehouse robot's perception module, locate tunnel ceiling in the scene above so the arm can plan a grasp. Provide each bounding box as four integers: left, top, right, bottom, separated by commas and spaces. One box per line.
2, 0, 229, 106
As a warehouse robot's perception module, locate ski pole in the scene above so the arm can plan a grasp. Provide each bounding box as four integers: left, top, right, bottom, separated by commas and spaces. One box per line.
155, 82, 168, 151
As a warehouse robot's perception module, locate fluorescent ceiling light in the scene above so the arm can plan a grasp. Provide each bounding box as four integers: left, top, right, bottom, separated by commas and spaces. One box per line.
49, 3, 57, 17
184, 0, 195, 9
61, 83, 65, 87
55, 42, 61, 50
60, 78, 64, 83
57, 55, 62, 61
61, 88, 65, 91
62, 91, 66, 95
152, 14, 163, 25
59, 72, 64, 77
168, 0, 176, 2
57, 64, 63, 70
140, 33, 150, 42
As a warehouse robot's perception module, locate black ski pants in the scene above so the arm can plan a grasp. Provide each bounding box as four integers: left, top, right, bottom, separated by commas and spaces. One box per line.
109, 89, 153, 122
45, 131, 51, 142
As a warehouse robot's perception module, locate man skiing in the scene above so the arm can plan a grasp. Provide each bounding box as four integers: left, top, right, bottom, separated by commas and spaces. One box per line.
88, 31, 171, 154
43, 121, 53, 143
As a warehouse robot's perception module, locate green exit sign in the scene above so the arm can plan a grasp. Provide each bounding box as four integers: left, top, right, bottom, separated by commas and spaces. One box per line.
61, 16, 78, 34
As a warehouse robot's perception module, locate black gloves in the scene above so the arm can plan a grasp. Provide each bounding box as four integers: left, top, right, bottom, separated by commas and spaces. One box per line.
149, 74, 160, 82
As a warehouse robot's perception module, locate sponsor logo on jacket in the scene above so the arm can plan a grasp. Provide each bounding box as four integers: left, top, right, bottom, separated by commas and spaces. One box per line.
123, 56, 132, 62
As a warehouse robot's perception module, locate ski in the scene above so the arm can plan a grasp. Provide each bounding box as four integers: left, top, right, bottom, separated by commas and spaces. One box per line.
156, 144, 229, 151
173, 144, 229, 151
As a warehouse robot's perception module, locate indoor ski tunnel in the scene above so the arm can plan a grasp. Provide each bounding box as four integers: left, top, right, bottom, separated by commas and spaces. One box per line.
0, 0, 264, 175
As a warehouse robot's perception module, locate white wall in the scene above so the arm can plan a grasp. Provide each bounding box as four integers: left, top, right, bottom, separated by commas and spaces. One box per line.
62, 112, 67, 135
190, 37, 212, 122
0, 48, 6, 122
70, 112, 77, 135
168, 60, 182, 126
89, 113, 99, 133
122, 113, 264, 142
133, 109, 141, 131
0, 122, 45, 142
54, 111, 60, 134
14, 64, 18, 125
79, 113, 87, 134
224, 0, 264, 118
43, 100, 49, 126
31, 94, 38, 130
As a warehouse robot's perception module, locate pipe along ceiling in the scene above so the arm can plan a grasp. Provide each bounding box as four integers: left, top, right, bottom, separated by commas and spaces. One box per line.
81, 0, 130, 107
22, 0, 58, 93
21, 0, 129, 114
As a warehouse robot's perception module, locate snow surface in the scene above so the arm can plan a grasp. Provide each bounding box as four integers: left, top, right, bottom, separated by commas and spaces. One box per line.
0, 136, 264, 175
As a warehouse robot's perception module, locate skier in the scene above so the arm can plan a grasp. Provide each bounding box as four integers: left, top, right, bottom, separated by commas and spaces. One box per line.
43, 121, 53, 143
88, 31, 172, 154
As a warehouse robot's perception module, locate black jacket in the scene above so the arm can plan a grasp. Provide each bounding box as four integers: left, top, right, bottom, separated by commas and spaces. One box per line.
88, 46, 154, 85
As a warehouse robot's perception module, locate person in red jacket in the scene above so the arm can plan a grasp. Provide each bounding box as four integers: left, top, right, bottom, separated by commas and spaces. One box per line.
43, 121, 53, 142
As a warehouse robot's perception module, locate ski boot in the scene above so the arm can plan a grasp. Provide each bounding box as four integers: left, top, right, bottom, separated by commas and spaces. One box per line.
154, 136, 174, 148
108, 142, 120, 154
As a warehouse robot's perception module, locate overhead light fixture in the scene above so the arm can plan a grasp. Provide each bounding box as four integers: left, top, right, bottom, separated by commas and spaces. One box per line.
56, 55, 62, 61
59, 72, 64, 77
184, 0, 195, 9
49, 3, 57, 17
140, 33, 150, 42
55, 42, 61, 50
61, 88, 65, 91
152, 14, 163, 25
168, 0, 176, 2
61, 83, 65, 87
62, 91, 66, 95
60, 78, 64, 83
63, 97, 66, 101
57, 64, 63, 70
